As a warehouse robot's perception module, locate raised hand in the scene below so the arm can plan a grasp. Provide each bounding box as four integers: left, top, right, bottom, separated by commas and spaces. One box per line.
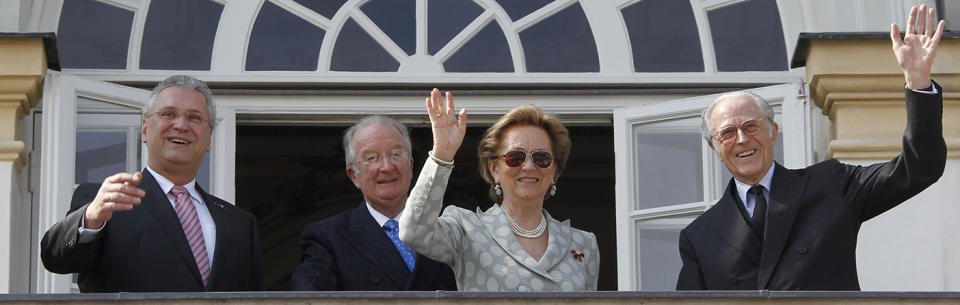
84, 172, 146, 229
426, 88, 467, 162
890, 4, 946, 90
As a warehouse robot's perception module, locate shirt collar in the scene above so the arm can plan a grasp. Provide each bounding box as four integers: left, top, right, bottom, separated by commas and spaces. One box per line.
365, 201, 403, 228
734, 162, 775, 205
146, 166, 201, 201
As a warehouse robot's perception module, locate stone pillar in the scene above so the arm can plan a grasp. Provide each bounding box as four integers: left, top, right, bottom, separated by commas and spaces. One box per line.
0, 34, 48, 293
799, 33, 960, 290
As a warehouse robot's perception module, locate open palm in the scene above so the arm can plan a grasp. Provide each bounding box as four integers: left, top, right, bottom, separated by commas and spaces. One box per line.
426, 88, 467, 162
890, 4, 946, 89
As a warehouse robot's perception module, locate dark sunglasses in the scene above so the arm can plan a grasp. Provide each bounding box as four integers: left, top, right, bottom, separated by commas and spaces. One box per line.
496, 150, 554, 168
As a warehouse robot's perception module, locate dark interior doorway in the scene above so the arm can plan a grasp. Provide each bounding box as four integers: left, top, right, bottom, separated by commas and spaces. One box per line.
236, 123, 616, 290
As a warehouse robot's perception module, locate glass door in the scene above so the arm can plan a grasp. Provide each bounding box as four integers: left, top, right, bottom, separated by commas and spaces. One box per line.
34, 72, 150, 293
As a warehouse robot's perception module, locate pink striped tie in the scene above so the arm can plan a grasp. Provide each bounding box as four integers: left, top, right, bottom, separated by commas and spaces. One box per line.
170, 185, 210, 287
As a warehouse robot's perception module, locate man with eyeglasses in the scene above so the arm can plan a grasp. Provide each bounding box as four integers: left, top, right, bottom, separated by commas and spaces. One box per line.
676, 5, 947, 291
291, 115, 456, 291
41, 75, 264, 292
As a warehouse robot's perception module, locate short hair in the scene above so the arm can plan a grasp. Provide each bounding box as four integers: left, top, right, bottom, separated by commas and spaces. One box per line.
477, 105, 571, 202
700, 91, 775, 144
342, 115, 413, 172
144, 75, 217, 129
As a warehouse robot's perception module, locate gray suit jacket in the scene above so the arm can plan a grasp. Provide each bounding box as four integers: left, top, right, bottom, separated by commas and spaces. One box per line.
400, 160, 599, 291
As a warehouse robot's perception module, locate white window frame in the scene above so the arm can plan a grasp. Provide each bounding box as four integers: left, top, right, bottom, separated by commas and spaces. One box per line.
613, 82, 812, 290
34, 72, 150, 293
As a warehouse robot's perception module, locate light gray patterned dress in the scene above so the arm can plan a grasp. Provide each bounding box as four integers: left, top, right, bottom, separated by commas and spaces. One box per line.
399, 159, 600, 291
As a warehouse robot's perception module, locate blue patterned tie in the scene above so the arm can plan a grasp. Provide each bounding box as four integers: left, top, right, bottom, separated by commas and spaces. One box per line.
383, 219, 416, 271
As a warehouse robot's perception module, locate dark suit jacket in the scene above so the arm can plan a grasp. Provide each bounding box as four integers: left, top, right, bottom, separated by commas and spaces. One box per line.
677, 85, 946, 290
40, 169, 264, 292
290, 204, 457, 291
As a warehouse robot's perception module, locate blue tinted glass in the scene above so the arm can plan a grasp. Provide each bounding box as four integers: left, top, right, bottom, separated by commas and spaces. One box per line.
139, 0, 222, 70
708, 0, 787, 71
495, 0, 552, 21
428, 0, 484, 55
330, 18, 400, 71
622, 0, 703, 72
360, 0, 416, 55
247, 1, 325, 71
76, 131, 127, 184
443, 22, 513, 72
519, 2, 598, 72
58, 0, 133, 69
293, 0, 346, 19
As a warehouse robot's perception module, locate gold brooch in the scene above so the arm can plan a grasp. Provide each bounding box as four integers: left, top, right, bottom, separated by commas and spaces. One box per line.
571, 250, 584, 262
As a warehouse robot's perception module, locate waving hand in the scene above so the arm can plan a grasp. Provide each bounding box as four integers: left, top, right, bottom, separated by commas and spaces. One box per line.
891, 4, 946, 90
426, 88, 467, 162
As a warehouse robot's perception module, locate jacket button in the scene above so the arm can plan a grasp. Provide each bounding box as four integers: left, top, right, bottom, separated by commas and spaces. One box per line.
798, 247, 808, 254
66, 240, 74, 248
730, 276, 739, 284
370, 275, 380, 283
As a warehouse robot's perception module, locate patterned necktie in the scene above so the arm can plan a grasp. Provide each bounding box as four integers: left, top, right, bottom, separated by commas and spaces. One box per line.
171, 185, 210, 287
383, 219, 416, 271
748, 185, 767, 239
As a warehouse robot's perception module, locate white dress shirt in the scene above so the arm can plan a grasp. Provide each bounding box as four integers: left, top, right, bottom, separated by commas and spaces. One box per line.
365, 201, 403, 239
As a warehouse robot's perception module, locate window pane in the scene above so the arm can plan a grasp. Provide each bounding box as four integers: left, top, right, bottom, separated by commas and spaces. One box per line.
247, 1, 326, 71
494, 0, 552, 21
75, 98, 142, 184
293, 0, 346, 19
361, 0, 416, 55
139, 0, 223, 70
633, 118, 703, 210
708, 0, 788, 71
635, 217, 691, 291
443, 22, 513, 72
58, 0, 133, 69
428, 0, 484, 55
519, 2, 599, 72
330, 18, 401, 71
621, 0, 703, 72
76, 131, 128, 184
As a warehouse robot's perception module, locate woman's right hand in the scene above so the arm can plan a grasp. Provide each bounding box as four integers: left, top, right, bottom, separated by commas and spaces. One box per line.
426, 88, 467, 162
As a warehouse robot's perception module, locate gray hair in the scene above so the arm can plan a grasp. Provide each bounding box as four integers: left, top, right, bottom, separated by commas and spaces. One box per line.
700, 91, 775, 144
144, 75, 216, 129
342, 115, 413, 171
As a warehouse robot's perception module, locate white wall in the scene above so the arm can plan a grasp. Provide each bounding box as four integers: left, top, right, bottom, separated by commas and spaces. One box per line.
857, 159, 960, 291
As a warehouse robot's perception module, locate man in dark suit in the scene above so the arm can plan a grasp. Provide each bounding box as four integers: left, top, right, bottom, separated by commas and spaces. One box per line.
677, 5, 947, 291
41, 75, 263, 292
290, 115, 456, 291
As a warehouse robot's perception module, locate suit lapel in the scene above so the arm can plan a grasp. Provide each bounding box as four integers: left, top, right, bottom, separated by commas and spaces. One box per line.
705, 181, 762, 264
477, 205, 554, 281
139, 170, 204, 284
407, 253, 439, 289
197, 184, 228, 289
343, 205, 410, 288
757, 163, 806, 289
535, 211, 572, 273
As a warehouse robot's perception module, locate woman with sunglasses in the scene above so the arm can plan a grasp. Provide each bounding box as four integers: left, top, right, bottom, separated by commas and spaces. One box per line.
399, 89, 599, 291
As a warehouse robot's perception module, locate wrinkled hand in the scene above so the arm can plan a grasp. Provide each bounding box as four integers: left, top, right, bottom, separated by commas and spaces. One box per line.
84, 172, 145, 229
426, 88, 467, 162
890, 4, 945, 90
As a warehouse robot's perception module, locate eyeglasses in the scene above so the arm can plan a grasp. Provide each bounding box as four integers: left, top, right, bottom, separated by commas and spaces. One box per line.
357, 150, 410, 167
713, 118, 765, 144
147, 110, 210, 126
496, 150, 554, 168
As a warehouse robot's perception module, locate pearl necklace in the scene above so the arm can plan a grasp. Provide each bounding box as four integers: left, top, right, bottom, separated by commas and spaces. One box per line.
507, 211, 547, 239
